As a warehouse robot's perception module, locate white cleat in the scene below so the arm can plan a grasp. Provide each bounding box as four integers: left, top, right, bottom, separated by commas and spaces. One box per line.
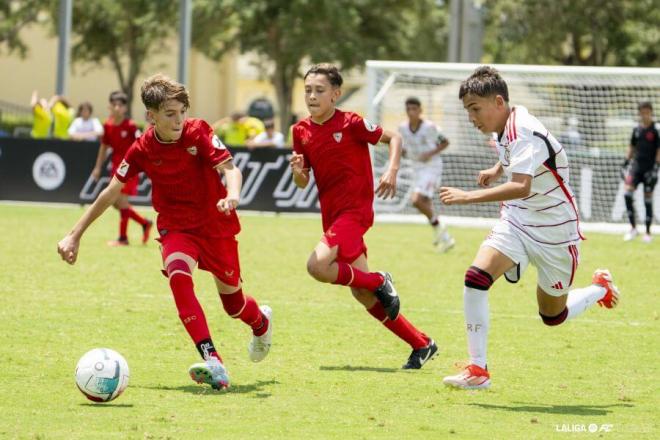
189, 357, 230, 390
436, 237, 455, 253
642, 233, 653, 243
623, 229, 638, 241
443, 364, 491, 390
248, 305, 273, 362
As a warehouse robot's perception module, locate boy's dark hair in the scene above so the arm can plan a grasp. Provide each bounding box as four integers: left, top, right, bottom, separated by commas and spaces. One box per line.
109, 91, 128, 104
304, 63, 343, 88
141, 74, 190, 111
638, 101, 653, 112
405, 97, 421, 107
458, 66, 509, 102
77, 101, 93, 117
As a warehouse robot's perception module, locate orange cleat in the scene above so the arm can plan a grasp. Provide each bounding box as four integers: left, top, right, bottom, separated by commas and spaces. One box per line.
443, 364, 491, 389
592, 269, 620, 309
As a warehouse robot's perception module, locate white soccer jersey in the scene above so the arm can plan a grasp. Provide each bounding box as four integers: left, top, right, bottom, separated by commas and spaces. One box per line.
495, 106, 584, 246
398, 119, 443, 168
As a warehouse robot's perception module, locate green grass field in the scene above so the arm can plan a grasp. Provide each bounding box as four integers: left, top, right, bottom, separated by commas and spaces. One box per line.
0, 204, 657, 439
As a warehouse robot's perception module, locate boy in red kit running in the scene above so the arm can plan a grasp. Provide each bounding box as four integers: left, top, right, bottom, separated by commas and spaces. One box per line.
59, 74, 273, 390
91, 91, 152, 246
290, 64, 437, 369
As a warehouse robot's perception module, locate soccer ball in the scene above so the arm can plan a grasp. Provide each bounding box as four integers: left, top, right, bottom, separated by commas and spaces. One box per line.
75, 348, 130, 402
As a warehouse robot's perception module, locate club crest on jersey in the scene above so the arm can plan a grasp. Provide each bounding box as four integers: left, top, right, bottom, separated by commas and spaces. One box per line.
333, 132, 343, 143
187, 146, 198, 156
120, 130, 128, 138
116, 159, 129, 177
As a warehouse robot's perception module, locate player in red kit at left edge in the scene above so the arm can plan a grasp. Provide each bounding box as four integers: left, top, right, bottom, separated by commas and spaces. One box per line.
290, 64, 438, 369
58, 74, 273, 390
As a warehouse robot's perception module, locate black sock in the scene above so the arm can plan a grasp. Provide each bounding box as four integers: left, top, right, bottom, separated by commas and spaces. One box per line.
645, 200, 653, 234
195, 338, 217, 360
624, 193, 636, 228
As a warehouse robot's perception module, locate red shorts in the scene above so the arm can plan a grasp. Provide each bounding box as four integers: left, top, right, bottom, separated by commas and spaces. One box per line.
321, 215, 369, 263
159, 231, 241, 286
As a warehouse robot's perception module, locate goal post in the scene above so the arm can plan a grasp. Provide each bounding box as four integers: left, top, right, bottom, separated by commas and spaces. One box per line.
366, 61, 660, 227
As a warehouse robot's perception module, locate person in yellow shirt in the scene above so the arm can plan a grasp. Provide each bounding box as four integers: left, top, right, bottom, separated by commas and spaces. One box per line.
213, 112, 248, 146
30, 90, 52, 138
51, 96, 74, 139
242, 115, 265, 139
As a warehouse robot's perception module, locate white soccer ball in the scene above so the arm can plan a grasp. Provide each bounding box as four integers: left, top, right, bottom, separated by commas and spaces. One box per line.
75, 348, 130, 402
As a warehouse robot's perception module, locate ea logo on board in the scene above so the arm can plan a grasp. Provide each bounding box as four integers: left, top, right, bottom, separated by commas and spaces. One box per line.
32, 152, 66, 190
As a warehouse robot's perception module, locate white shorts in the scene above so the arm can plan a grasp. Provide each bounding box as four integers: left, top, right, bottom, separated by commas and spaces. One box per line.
482, 220, 580, 296
413, 163, 443, 198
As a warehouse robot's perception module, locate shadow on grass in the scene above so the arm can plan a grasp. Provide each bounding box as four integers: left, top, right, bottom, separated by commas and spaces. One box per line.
469, 402, 634, 416
133, 379, 279, 398
79, 403, 134, 408
320, 365, 400, 373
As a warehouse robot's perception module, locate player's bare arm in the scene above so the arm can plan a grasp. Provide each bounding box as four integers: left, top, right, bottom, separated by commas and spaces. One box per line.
215, 159, 242, 214
91, 143, 109, 181
440, 172, 531, 205
58, 177, 124, 264
290, 152, 310, 189
419, 138, 449, 162
477, 161, 504, 187
375, 129, 402, 199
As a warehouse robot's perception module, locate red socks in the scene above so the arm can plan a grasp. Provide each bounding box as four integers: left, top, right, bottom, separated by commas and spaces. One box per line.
334, 262, 384, 291
127, 207, 149, 226
119, 209, 129, 240
220, 289, 268, 336
168, 265, 220, 360
368, 302, 428, 350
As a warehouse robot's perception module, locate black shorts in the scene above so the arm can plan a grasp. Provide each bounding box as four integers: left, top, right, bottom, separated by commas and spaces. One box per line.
626, 166, 657, 193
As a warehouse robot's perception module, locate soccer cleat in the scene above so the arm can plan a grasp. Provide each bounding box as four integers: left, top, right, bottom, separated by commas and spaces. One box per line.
436, 237, 456, 253
248, 305, 273, 362
623, 229, 638, 241
402, 339, 438, 369
443, 364, 491, 390
107, 238, 129, 247
189, 357, 230, 390
142, 220, 153, 244
642, 233, 653, 243
374, 272, 400, 321
592, 269, 620, 309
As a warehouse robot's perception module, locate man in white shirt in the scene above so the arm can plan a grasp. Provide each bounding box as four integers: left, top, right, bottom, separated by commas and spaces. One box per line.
398, 97, 454, 252
439, 66, 620, 390
247, 119, 286, 149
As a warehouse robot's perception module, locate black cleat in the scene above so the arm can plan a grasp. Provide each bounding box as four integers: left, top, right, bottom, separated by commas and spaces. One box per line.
374, 272, 400, 320
402, 339, 438, 369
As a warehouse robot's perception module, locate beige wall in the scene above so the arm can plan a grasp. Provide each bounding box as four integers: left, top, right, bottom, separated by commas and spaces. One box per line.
0, 23, 239, 125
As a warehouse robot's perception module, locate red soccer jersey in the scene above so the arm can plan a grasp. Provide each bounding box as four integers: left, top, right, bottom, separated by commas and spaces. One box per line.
293, 109, 383, 231
102, 118, 140, 172
115, 118, 240, 237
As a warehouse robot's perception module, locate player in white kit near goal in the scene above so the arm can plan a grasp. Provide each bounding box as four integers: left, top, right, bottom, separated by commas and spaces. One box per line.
399, 97, 454, 252
439, 66, 621, 389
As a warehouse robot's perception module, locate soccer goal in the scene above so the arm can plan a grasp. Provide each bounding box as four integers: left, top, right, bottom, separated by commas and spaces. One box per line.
366, 61, 660, 230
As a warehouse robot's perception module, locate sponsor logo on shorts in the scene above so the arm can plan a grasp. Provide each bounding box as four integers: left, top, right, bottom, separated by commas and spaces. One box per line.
551, 281, 564, 290
333, 132, 342, 143
224, 270, 234, 278
187, 146, 198, 156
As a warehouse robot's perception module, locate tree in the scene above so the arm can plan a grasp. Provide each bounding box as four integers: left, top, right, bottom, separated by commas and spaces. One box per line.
45, 0, 179, 113
192, 0, 448, 133
0, 0, 46, 57
482, 0, 659, 67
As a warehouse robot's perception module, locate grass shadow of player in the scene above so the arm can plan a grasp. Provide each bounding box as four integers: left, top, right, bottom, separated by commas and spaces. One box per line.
320, 365, 400, 373
134, 379, 280, 397
78, 403, 135, 408
468, 402, 634, 416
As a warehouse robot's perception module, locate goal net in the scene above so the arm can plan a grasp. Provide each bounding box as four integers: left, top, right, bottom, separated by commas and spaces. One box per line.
366, 61, 660, 225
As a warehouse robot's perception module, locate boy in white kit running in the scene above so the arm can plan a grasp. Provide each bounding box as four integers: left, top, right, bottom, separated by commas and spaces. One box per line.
399, 97, 454, 252
439, 66, 620, 389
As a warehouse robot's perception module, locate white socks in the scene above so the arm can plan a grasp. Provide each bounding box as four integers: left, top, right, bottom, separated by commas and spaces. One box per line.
464, 286, 489, 368
566, 284, 606, 320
